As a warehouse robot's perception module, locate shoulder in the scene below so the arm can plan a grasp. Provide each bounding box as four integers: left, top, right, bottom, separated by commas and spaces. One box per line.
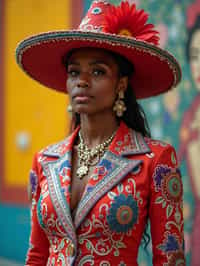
30, 134, 73, 175
144, 137, 178, 167
145, 137, 172, 151
39, 137, 71, 158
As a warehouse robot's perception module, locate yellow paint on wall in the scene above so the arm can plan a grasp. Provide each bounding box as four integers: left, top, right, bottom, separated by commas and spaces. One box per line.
4, 0, 72, 186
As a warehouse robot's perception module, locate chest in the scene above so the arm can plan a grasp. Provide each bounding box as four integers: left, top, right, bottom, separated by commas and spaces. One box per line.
70, 147, 96, 212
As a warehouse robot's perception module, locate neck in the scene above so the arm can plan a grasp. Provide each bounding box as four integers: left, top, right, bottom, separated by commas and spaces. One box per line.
79, 111, 119, 149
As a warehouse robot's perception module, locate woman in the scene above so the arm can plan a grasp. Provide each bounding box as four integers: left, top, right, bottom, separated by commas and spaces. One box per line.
16, 1, 185, 265
178, 0, 200, 264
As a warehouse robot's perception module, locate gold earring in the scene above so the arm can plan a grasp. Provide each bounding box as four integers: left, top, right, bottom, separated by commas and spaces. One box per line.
113, 90, 126, 117
67, 105, 73, 115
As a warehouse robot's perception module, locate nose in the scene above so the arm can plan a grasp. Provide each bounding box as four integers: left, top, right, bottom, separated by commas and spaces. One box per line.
77, 72, 89, 88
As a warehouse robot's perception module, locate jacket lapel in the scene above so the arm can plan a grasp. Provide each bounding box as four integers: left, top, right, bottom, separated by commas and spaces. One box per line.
74, 122, 151, 229
41, 129, 79, 246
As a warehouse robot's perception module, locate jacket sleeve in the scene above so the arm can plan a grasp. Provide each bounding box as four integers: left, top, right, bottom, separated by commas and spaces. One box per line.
149, 145, 185, 265
25, 153, 49, 265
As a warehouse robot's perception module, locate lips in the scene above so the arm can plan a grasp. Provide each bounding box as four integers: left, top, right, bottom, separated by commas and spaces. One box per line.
72, 93, 91, 99
72, 88, 93, 98
72, 91, 93, 104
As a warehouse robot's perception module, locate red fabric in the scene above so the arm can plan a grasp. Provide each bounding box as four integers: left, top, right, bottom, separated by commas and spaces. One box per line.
26, 122, 185, 265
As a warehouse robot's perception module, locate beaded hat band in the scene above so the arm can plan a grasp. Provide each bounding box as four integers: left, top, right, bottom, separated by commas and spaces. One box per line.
16, 0, 182, 99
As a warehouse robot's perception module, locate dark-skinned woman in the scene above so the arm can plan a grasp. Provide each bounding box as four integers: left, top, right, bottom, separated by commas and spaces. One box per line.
16, 1, 185, 265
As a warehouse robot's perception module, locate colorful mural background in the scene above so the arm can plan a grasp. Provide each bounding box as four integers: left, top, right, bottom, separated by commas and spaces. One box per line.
0, 0, 200, 265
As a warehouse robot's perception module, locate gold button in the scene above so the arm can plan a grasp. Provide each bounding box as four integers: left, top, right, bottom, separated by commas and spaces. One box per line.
68, 243, 75, 257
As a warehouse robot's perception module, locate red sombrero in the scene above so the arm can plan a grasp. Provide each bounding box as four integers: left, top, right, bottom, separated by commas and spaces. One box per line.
16, 0, 182, 99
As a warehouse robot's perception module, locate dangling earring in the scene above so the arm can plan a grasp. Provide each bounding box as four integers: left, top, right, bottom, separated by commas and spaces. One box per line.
113, 90, 126, 117
67, 105, 73, 115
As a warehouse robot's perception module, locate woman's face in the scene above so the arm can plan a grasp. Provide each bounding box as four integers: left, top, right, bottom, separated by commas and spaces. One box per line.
190, 29, 200, 90
66, 48, 125, 116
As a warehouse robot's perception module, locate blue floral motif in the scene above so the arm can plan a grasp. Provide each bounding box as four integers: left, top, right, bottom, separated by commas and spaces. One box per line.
99, 159, 113, 170
107, 194, 138, 233
158, 234, 180, 253
153, 165, 171, 189
29, 170, 38, 195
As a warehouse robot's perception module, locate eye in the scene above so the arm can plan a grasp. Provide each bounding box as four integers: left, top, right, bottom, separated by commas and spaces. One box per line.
93, 68, 105, 76
67, 69, 79, 77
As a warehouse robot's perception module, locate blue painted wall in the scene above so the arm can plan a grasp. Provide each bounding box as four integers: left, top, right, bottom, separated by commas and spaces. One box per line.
0, 204, 30, 263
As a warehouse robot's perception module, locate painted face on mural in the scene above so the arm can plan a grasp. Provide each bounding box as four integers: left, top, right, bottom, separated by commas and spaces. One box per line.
190, 29, 200, 90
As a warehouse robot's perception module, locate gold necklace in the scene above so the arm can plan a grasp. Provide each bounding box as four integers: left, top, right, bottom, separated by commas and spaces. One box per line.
76, 130, 116, 179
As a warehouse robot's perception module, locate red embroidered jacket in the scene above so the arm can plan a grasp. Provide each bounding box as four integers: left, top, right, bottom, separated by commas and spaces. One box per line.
26, 122, 185, 266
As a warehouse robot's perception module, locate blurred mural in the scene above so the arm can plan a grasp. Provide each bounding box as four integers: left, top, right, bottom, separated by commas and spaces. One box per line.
0, 0, 76, 262
0, 0, 200, 265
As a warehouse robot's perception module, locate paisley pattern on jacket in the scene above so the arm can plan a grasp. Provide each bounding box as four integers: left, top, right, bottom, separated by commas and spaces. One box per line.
26, 122, 185, 266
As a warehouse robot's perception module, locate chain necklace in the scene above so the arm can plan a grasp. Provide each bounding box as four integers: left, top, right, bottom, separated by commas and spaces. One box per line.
76, 130, 116, 179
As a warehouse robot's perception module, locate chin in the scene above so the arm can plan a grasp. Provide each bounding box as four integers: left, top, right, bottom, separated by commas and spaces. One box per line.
75, 107, 92, 114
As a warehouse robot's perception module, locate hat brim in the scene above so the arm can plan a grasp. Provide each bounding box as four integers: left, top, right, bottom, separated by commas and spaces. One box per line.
16, 30, 181, 99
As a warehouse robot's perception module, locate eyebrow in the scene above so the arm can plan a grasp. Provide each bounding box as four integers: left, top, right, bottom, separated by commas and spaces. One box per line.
67, 59, 112, 66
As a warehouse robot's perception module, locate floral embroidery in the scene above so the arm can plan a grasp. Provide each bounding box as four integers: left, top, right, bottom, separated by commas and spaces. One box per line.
99, 261, 110, 266
153, 164, 183, 219
145, 138, 169, 148
161, 170, 182, 204
42, 138, 69, 157
171, 150, 177, 166
59, 159, 71, 182
158, 233, 185, 266
37, 195, 46, 230
131, 165, 141, 175
107, 194, 138, 233
158, 233, 180, 253
166, 250, 185, 266
29, 170, 38, 195
77, 255, 94, 265
78, 214, 127, 257
78, 179, 142, 258
114, 130, 150, 155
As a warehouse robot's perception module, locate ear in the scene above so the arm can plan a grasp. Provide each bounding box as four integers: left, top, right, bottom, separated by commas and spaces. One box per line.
117, 76, 128, 93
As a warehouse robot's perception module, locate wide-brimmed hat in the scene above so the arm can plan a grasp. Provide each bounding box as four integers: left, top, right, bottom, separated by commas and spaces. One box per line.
16, 0, 181, 99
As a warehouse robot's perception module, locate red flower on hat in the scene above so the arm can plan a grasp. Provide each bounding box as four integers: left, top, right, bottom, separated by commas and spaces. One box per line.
103, 1, 159, 45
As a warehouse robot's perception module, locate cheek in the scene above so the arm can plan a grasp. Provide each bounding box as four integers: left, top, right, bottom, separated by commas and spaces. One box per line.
93, 79, 117, 98
66, 79, 73, 98
96, 86, 116, 106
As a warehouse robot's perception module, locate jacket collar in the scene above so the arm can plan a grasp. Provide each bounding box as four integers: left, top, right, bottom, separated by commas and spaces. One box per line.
42, 121, 150, 158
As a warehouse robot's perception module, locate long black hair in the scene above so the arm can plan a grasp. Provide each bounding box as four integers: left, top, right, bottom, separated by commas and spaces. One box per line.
64, 48, 151, 138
